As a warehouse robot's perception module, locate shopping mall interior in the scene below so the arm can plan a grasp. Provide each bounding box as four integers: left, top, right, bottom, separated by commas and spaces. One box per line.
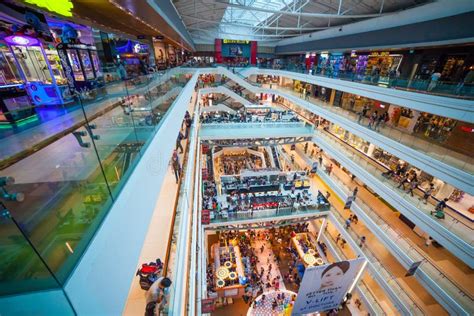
0, 0, 473, 315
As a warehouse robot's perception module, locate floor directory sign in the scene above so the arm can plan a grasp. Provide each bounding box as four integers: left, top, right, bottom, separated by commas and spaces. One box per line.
292, 258, 366, 314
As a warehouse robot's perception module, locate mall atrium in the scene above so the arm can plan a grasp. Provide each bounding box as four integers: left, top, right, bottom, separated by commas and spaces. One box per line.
0, 0, 473, 315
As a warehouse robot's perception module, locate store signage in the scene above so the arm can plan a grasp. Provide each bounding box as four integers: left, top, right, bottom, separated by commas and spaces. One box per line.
223, 39, 249, 44
293, 258, 366, 314
4, 35, 40, 46
24, 0, 74, 17
202, 209, 210, 224
201, 298, 215, 313
460, 126, 474, 133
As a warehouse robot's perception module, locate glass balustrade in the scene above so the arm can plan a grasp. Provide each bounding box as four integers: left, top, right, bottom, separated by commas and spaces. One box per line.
0, 68, 190, 300
321, 229, 391, 315
311, 154, 473, 308
256, 64, 474, 99
314, 129, 473, 246
325, 211, 425, 315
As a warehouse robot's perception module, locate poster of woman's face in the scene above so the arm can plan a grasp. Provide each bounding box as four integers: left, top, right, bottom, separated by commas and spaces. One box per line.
292, 258, 366, 314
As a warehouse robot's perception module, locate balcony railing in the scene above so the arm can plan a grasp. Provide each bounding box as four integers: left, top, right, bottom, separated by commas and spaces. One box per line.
0, 68, 190, 300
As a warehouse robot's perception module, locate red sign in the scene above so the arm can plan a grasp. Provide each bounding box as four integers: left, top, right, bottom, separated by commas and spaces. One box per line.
201, 298, 215, 313
202, 209, 210, 224
460, 126, 474, 133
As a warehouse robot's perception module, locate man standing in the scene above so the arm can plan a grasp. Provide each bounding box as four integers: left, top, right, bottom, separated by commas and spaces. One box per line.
145, 277, 172, 316
427, 71, 441, 91
172, 150, 181, 184
176, 131, 184, 154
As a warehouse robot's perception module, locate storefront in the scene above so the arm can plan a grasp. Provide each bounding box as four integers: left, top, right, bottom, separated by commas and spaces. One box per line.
365, 51, 403, 84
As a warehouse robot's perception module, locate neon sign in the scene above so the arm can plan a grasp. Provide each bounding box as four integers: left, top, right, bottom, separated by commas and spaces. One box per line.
24, 0, 74, 17
4, 35, 40, 46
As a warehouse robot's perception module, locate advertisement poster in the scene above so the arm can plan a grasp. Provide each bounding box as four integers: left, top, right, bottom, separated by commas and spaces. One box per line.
292, 258, 366, 314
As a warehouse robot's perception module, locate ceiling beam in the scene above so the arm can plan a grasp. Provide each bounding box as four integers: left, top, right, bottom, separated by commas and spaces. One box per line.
188, 27, 298, 38
214, 1, 387, 18
181, 14, 326, 30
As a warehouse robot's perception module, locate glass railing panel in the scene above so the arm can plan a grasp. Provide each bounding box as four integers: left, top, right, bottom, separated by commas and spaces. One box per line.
0, 67, 189, 297
0, 119, 114, 283
209, 206, 328, 224
270, 85, 474, 174
315, 129, 474, 245
0, 213, 59, 296
328, 209, 424, 314
261, 65, 474, 99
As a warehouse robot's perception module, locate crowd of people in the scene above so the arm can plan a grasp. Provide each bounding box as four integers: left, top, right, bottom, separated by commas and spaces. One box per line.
199, 109, 300, 124
220, 154, 262, 175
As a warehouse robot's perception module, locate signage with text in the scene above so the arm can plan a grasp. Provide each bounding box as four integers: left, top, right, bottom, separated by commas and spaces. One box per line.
293, 258, 366, 314
223, 39, 250, 44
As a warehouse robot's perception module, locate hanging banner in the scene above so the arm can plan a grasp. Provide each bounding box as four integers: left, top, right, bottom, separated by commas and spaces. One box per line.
292, 258, 366, 314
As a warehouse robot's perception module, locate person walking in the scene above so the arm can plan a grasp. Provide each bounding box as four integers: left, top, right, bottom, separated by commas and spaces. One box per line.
431, 198, 448, 219
352, 187, 359, 201
427, 71, 441, 91
358, 105, 369, 124
171, 150, 181, 183
406, 177, 418, 197
359, 236, 366, 248
420, 183, 435, 204
176, 131, 184, 153
304, 142, 309, 154
367, 111, 378, 129
318, 154, 323, 167
345, 218, 351, 229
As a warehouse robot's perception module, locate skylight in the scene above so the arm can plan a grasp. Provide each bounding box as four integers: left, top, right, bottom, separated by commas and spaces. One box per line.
221, 0, 293, 27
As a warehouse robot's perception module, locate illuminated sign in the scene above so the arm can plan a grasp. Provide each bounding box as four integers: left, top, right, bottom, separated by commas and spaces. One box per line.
223, 39, 250, 44
4, 35, 40, 46
24, 0, 74, 17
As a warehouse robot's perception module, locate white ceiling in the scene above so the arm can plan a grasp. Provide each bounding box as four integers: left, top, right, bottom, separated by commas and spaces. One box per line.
172, 0, 431, 44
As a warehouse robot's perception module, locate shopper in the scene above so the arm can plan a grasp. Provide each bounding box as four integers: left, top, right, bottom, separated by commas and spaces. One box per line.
304, 142, 309, 154
145, 277, 172, 316
425, 236, 433, 247
431, 198, 448, 219
326, 163, 333, 176
176, 131, 184, 153
367, 111, 378, 129
352, 187, 359, 201
340, 238, 347, 249
406, 177, 418, 197
318, 154, 323, 167
358, 105, 369, 123
345, 218, 351, 229
427, 71, 442, 91
420, 183, 435, 204
171, 150, 181, 184
359, 236, 366, 248
336, 233, 341, 244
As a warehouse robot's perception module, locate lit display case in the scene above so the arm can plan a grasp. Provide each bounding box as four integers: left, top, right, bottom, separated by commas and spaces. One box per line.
3, 35, 72, 106
56, 43, 102, 91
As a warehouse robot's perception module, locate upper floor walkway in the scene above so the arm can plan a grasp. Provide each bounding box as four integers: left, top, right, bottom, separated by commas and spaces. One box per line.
240, 67, 474, 123
193, 67, 474, 196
